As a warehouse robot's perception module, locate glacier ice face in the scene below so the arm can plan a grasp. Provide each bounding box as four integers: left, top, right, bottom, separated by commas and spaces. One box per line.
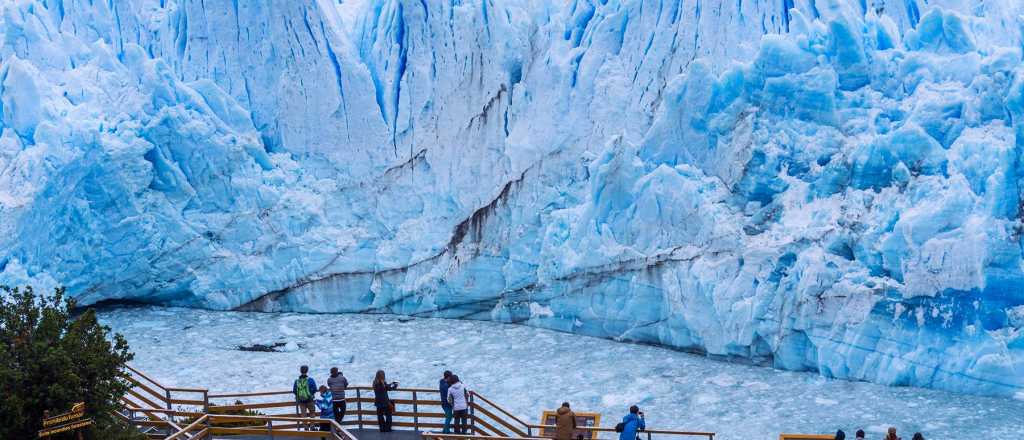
0, 0, 1022, 397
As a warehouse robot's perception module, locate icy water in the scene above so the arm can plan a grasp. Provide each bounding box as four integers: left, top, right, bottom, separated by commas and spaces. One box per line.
98, 306, 1023, 440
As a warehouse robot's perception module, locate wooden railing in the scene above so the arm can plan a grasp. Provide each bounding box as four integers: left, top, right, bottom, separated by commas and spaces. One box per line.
425, 434, 549, 440
165, 415, 208, 440
204, 385, 450, 431
124, 365, 210, 412
469, 391, 532, 437
464, 391, 714, 440
204, 415, 356, 440
525, 424, 715, 440
778, 435, 835, 440
120, 366, 715, 440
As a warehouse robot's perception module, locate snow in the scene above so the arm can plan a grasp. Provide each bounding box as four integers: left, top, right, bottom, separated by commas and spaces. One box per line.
0, 0, 1023, 399
98, 306, 1024, 440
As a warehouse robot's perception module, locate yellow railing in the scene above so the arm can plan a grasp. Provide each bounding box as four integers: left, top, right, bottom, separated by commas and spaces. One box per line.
120, 366, 715, 440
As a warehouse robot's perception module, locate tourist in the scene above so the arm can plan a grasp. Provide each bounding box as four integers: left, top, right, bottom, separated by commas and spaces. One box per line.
447, 374, 470, 434
911, 433, 924, 440
616, 406, 645, 440
855, 430, 865, 440
293, 365, 318, 431
834, 430, 845, 440
555, 402, 577, 440
440, 370, 454, 433
373, 370, 399, 432
328, 367, 349, 424
316, 385, 335, 432
884, 427, 901, 440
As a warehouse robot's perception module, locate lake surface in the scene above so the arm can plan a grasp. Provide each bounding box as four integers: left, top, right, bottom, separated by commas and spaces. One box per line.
98, 306, 1024, 440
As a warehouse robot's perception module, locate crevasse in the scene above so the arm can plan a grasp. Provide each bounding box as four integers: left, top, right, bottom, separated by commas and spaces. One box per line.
0, 0, 1022, 397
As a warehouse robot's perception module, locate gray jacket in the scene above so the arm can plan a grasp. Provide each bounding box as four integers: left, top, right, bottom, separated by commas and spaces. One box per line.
328, 374, 349, 401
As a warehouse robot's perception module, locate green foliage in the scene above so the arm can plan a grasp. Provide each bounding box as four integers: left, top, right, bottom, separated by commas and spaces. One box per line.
0, 285, 143, 440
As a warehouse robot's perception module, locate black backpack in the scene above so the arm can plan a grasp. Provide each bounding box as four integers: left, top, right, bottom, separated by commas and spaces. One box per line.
614, 422, 625, 433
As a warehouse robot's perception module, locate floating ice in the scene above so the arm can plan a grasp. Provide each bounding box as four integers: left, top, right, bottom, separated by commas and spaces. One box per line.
98, 307, 1024, 440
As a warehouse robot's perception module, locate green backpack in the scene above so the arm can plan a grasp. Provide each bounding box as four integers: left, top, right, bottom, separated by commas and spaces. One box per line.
295, 377, 312, 401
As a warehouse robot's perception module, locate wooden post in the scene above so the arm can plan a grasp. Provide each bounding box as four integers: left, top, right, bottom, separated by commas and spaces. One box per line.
165, 390, 172, 410
468, 391, 476, 434
202, 390, 209, 414
412, 390, 419, 431
356, 389, 363, 429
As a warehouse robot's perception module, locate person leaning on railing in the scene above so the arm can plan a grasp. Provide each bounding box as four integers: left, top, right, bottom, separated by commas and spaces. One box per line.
328, 367, 349, 425
447, 375, 470, 434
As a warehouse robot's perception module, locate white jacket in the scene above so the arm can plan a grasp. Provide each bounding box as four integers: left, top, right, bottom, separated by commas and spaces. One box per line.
447, 382, 469, 411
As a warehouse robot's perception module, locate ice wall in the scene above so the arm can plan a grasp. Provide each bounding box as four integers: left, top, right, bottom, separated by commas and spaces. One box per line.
0, 0, 1022, 397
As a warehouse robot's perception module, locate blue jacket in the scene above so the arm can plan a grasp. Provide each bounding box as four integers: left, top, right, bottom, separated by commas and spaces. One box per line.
618, 413, 645, 440
293, 376, 317, 402
316, 391, 335, 418
439, 379, 452, 408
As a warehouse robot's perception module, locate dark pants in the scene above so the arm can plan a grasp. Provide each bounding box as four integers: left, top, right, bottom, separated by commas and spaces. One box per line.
453, 409, 469, 434
376, 406, 393, 432
332, 401, 347, 424
442, 406, 453, 433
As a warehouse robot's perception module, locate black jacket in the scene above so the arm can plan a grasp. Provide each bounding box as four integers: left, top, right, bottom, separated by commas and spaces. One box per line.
373, 381, 398, 407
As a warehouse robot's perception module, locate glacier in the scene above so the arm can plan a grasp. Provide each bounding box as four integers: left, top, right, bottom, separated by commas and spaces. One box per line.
0, 0, 1023, 398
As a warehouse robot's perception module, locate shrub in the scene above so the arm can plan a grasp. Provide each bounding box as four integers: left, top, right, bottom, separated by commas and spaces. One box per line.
0, 285, 142, 439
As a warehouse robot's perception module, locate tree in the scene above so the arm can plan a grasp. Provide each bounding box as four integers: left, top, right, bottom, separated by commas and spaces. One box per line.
0, 285, 142, 439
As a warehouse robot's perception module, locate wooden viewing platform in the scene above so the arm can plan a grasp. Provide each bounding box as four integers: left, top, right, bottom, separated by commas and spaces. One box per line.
117, 365, 717, 440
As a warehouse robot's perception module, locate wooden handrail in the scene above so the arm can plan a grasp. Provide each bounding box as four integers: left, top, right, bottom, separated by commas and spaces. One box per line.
165, 386, 208, 393
472, 404, 528, 437
166, 414, 208, 440
206, 386, 440, 400
208, 401, 298, 412
347, 385, 441, 393
208, 390, 292, 398
125, 365, 167, 392
424, 434, 550, 440
209, 414, 327, 423
128, 377, 169, 404
165, 419, 186, 436
124, 388, 166, 410
207, 414, 357, 440
528, 423, 712, 437
779, 435, 835, 440
470, 391, 531, 429
122, 406, 205, 418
